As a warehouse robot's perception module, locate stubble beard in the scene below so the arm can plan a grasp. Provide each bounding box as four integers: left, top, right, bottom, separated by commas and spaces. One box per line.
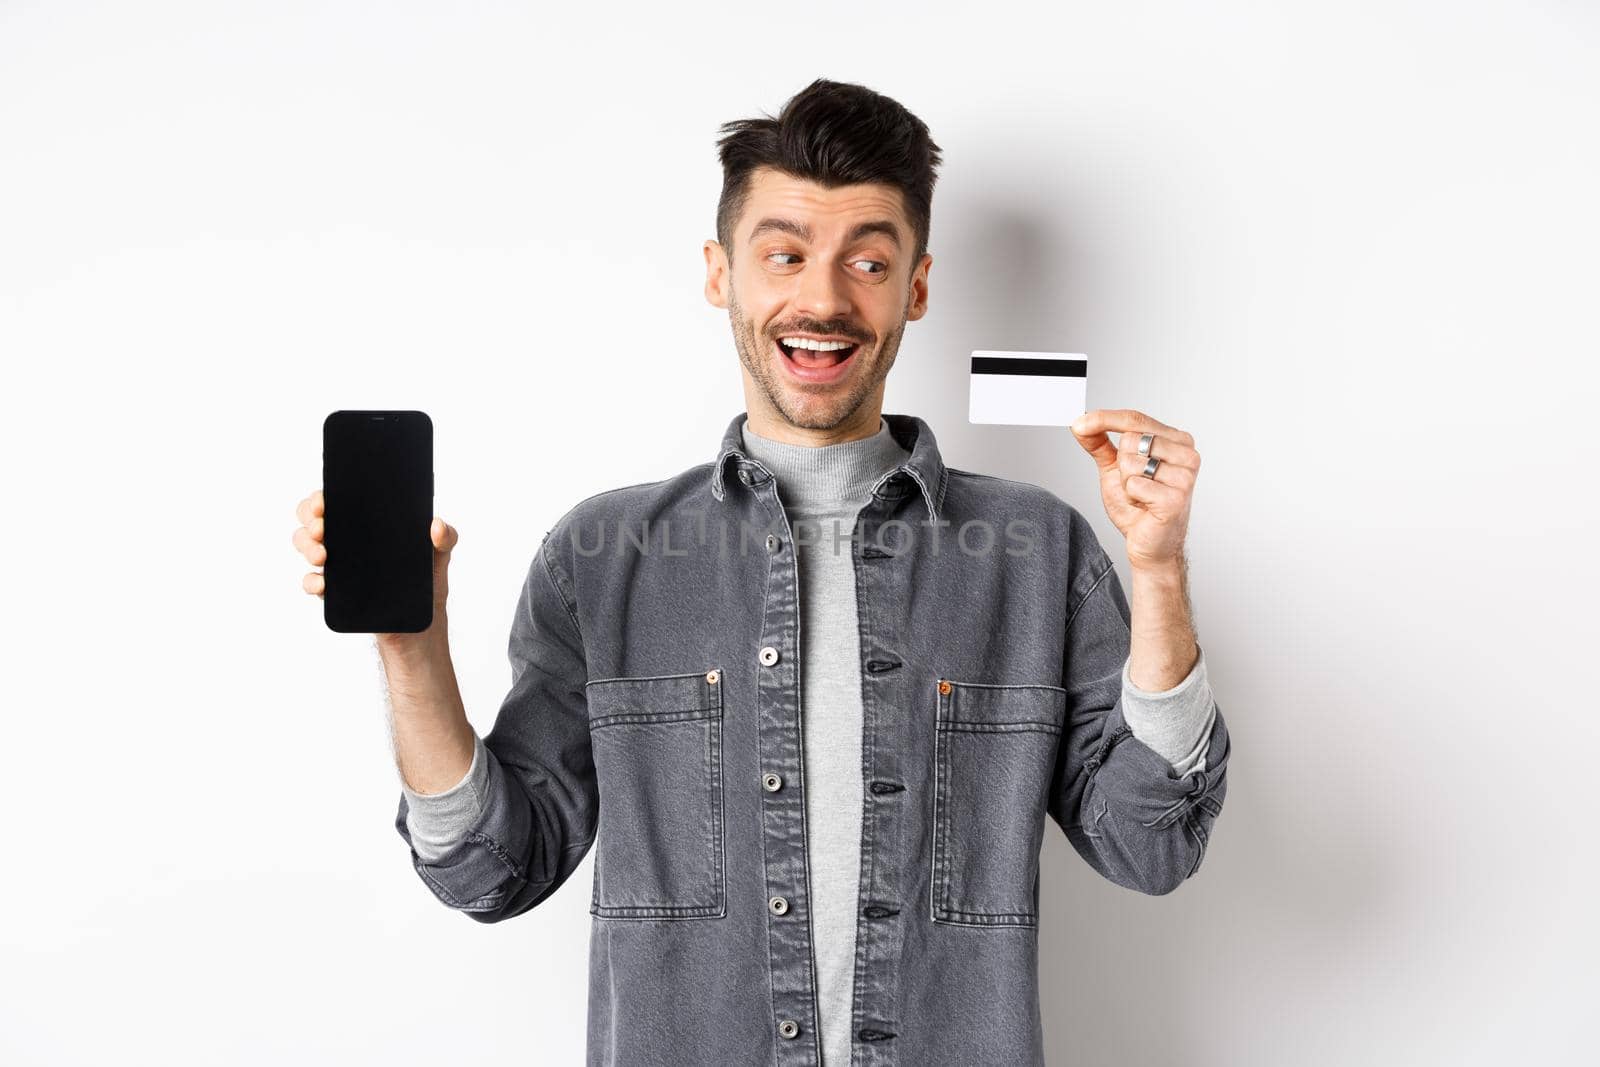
728, 284, 907, 433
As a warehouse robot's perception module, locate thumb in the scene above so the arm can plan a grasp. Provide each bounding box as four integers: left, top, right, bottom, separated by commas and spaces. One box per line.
430, 516, 458, 554
1070, 424, 1119, 471
430, 517, 457, 606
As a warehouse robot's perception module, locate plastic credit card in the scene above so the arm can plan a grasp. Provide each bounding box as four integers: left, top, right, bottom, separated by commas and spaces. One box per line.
968, 351, 1088, 426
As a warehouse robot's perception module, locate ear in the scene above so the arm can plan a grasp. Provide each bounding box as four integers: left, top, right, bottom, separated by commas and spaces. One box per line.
703, 239, 730, 309
905, 252, 932, 322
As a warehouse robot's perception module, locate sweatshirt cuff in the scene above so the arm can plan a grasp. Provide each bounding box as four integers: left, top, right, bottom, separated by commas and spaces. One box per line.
400, 732, 491, 863
1119, 644, 1216, 778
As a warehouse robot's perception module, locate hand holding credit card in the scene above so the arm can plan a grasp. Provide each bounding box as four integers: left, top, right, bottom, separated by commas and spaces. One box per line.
968, 350, 1088, 426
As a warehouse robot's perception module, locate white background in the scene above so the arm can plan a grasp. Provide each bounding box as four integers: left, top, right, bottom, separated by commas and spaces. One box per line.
3, 2, 1596, 1064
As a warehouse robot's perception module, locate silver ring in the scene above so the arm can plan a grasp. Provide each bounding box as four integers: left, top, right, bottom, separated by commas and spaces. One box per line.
1142, 456, 1162, 478
1137, 433, 1155, 457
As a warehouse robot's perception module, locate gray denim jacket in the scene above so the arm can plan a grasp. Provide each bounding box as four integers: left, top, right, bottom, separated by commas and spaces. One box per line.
393, 411, 1232, 1066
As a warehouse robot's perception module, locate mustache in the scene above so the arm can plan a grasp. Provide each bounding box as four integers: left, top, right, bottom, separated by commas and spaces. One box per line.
767, 323, 872, 344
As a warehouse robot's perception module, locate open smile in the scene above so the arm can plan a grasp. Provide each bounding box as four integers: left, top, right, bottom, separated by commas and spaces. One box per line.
773, 335, 863, 385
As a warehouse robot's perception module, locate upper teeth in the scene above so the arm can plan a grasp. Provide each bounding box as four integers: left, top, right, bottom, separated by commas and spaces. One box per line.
781, 337, 853, 351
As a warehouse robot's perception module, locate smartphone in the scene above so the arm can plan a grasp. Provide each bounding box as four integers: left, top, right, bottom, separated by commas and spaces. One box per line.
322, 410, 434, 633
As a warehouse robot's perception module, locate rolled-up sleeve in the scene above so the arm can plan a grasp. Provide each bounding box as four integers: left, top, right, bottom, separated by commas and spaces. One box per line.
393, 529, 598, 922
398, 731, 491, 864
1119, 644, 1217, 778
1048, 554, 1231, 896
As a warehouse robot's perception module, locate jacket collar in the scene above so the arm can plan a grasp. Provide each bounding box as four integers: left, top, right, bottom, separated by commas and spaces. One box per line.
711, 410, 949, 523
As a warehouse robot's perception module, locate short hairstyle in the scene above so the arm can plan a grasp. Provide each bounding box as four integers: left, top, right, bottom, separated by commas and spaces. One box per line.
714, 78, 943, 268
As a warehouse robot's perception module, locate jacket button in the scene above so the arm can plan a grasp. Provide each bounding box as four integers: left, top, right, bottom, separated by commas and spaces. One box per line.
938, 679, 952, 695
762, 772, 782, 792
778, 1019, 800, 1039
705, 669, 719, 685
759, 645, 780, 666
768, 895, 789, 915
766, 533, 781, 552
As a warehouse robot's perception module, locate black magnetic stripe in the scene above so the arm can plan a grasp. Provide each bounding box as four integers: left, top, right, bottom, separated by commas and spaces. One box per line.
970, 356, 1086, 377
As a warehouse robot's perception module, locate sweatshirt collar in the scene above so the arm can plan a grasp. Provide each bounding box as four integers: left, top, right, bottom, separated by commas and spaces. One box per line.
711, 410, 949, 523
737, 416, 907, 511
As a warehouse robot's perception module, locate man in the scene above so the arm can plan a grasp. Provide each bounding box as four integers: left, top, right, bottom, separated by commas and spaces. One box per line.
292, 77, 1229, 1066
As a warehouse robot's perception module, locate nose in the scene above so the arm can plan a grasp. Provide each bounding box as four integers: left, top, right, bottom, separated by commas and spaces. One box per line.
792, 259, 854, 325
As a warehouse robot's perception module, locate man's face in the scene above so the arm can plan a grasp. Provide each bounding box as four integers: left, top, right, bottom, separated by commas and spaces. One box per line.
704, 166, 931, 433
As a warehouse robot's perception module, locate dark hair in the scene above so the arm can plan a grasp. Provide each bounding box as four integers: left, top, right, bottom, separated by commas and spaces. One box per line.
714, 78, 943, 268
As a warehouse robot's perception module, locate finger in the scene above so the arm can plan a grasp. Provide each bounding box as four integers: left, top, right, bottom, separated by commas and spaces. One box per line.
1118, 432, 1200, 470
431, 517, 458, 552
1120, 452, 1199, 490
302, 571, 325, 598
296, 490, 325, 526
290, 512, 323, 546
291, 525, 327, 565
1124, 474, 1188, 519
1073, 409, 1194, 447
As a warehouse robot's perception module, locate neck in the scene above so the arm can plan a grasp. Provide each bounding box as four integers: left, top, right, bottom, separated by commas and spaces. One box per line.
741, 397, 886, 448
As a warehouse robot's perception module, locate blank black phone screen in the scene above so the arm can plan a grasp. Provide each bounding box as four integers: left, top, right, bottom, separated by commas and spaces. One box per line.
322, 410, 433, 633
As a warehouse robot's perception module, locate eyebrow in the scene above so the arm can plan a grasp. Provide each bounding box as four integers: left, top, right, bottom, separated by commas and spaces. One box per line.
747, 216, 903, 249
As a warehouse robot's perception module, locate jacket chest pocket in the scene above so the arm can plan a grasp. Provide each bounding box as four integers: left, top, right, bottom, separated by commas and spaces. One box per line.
585, 668, 726, 920
931, 678, 1067, 927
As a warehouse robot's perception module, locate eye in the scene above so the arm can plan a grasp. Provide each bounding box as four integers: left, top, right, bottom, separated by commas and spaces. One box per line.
853, 260, 887, 275
766, 252, 801, 266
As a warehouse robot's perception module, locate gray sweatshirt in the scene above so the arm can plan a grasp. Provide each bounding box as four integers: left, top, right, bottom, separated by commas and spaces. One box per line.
395, 417, 1216, 1064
